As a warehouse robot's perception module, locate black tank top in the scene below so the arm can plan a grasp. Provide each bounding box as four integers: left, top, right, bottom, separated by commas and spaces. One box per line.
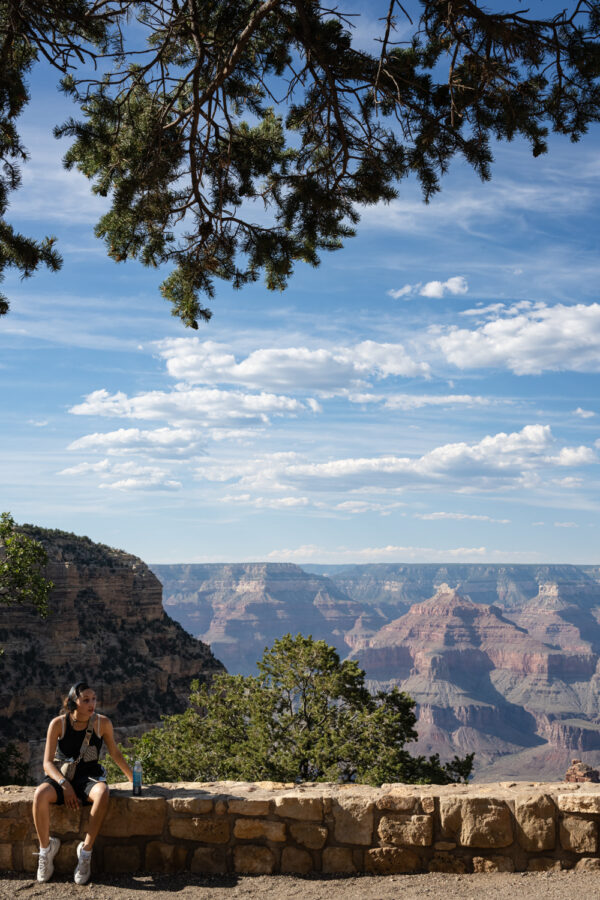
57, 715, 104, 778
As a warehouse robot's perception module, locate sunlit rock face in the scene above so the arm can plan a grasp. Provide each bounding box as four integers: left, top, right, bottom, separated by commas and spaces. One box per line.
0, 528, 224, 756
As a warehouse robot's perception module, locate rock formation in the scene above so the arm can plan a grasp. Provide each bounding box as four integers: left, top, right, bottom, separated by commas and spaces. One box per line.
152, 563, 372, 674
0, 527, 224, 765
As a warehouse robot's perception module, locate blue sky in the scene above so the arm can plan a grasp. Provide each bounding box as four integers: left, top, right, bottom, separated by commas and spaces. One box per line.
2, 4, 600, 565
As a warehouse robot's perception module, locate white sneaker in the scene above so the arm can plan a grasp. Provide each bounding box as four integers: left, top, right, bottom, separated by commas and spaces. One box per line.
36, 836, 61, 883
74, 841, 92, 885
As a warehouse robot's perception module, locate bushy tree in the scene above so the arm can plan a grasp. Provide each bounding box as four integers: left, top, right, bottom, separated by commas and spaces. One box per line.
0, 512, 53, 615
2, 2, 600, 325
105, 633, 473, 785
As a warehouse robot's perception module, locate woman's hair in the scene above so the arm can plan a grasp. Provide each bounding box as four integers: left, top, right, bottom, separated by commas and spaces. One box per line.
59, 681, 90, 715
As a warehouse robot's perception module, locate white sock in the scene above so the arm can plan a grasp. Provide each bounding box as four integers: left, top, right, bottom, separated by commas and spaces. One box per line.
80, 847, 92, 857
39, 844, 50, 854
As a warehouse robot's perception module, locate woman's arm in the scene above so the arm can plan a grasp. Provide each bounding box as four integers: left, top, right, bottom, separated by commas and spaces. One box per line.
42, 717, 66, 782
100, 717, 133, 782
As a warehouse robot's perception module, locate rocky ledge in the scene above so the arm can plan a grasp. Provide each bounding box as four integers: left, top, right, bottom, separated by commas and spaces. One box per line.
3, 782, 600, 876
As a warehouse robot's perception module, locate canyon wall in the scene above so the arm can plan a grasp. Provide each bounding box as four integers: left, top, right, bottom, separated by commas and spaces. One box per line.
0, 528, 224, 770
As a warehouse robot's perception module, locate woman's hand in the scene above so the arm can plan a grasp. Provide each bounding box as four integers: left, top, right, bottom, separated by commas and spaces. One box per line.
62, 782, 80, 810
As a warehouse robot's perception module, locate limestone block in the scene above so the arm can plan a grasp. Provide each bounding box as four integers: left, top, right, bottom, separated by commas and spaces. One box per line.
167, 797, 214, 815
332, 797, 374, 845
54, 841, 81, 875
421, 797, 435, 814
527, 857, 562, 872
144, 841, 188, 873
560, 815, 597, 853
273, 795, 322, 821
322, 847, 356, 874
0, 818, 28, 840
428, 854, 467, 874
472, 856, 514, 873
22, 843, 39, 873
281, 846, 313, 874
557, 794, 600, 814
376, 795, 416, 813
289, 822, 328, 849
378, 814, 433, 847
169, 816, 230, 843
228, 798, 270, 816
104, 845, 141, 873
515, 794, 556, 851
234, 845, 275, 874
0, 799, 24, 815
0, 843, 12, 871
233, 818, 286, 841
102, 797, 166, 837
439, 797, 513, 848
191, 847, 227, 875
215, 799, 227, 815
575, 857, 600, 871
50, 804, 83, 833
364, 847, 420, 874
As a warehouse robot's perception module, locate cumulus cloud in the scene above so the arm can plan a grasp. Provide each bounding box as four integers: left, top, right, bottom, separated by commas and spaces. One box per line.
434, 302, 600, 374
67, 427, 204, 456
420, 276, 468, 299
387, 276, 468, 302
59, 458, 183, 491
197, 425, 596, 496
156, 338, 429, 389
574, 407, 595, 418
69, 386, 306, 425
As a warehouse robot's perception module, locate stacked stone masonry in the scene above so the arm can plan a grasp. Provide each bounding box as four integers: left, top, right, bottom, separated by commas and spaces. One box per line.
4, 782, 600, 876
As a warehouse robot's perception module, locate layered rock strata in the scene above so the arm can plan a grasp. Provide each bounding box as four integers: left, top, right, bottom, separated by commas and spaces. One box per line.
0, 528, 224, 760
4, 781, 600, 875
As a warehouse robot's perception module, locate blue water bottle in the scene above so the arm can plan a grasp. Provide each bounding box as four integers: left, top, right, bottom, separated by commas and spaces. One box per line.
133, 759, 143, 796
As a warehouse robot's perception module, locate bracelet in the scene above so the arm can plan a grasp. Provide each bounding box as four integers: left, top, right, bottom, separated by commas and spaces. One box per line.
58, 777, 67, 786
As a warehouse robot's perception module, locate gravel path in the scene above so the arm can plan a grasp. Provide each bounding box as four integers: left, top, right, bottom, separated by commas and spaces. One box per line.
3, 871, 600, 899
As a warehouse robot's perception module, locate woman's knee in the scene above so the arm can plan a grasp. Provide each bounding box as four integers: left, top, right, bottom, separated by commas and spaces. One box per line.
90, 782, 109, 805
34, 783, 57, 807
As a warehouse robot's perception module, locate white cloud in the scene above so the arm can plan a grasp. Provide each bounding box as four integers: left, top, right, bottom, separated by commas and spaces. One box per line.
434, 302, 600, 374
69, 386, 305, 425
382, 393, 489, 411
156, 338, 430, 389
574, 407, 596, 418
386, 275, 467, 301
420, 276, 468, 299
67, 427, 204, 456
415, 512, 510, 524
554, 521, 579, 528
197, 425, 596, 497
266, 544, 490, 563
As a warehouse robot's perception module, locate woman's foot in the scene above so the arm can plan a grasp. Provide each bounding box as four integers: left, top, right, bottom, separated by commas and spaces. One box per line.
74, 841, 93, 884
36, 836, 61, 882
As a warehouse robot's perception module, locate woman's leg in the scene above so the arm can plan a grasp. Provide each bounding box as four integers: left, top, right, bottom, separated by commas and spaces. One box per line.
82, 782, 109, 850
32, 783, 58, 848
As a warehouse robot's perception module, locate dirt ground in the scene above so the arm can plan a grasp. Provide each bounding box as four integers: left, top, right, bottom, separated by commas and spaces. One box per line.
3, 871, 600, 899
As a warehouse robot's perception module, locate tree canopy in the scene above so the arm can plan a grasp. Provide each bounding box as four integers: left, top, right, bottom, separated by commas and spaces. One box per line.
2, 1, 600, 326
105, 633, 474, 785
0, 511, 53, 615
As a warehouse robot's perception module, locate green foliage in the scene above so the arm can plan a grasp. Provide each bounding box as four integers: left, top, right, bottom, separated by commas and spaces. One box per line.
108, 634, 473, 786
1, 2, 600, 324
0, 512, 53, 615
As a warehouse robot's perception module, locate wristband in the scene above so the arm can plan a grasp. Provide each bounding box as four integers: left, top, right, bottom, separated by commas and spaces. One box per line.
58, 777, 67, 786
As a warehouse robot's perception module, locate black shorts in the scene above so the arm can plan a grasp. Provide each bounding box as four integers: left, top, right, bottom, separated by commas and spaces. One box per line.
42, 770, 107, 806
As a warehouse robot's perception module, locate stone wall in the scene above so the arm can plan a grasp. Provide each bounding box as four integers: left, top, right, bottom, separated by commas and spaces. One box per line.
3, 781, 600, 876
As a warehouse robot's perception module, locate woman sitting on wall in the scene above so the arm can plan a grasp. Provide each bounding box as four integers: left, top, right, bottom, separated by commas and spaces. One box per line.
32, 681, 133, 884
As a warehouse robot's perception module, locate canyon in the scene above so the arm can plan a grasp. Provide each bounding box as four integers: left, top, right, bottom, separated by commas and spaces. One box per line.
154, 562, 600, 782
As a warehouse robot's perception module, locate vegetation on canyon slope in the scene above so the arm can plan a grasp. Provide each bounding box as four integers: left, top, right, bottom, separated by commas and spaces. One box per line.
0, 513, 53, 615
105, 633, 474, 786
